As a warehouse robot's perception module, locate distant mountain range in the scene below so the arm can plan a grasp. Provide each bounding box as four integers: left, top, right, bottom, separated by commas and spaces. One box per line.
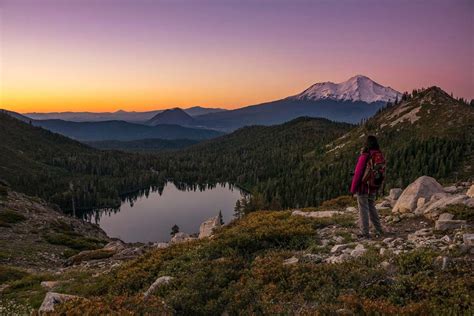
24, 106, 227, 122
190, 75, 402, 131
10, 75, 403, 136
30, 119, 223, 141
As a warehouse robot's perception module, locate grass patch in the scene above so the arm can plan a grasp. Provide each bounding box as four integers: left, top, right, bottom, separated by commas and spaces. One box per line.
442, 204, 474, 222
67, 249, 115, 265
319, 195, 356, 210
43, 233, 106, 251
0, 265, 28, 283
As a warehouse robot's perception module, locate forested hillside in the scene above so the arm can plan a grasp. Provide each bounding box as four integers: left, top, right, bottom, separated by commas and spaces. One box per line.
0, 113, 163, 211
153, 87, 474, 209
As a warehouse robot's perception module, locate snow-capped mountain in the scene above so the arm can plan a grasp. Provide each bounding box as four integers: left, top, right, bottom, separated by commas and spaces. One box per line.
289, 75, 401, 103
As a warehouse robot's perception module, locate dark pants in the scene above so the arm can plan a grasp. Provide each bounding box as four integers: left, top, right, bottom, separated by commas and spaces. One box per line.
357, 194, 383, 236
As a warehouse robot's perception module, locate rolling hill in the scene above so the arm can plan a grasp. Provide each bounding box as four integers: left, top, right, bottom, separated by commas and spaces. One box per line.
0, 112, 163, 210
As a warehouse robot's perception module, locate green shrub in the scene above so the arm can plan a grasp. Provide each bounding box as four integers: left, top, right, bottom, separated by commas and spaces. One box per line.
442, 204, 474, 221
0, 210, 26, 224
0, 266, 28, 283
43, 233, 106, 251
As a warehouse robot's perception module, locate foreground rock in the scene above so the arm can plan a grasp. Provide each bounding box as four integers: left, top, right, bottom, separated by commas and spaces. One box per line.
292, 210, 343, 218
392, 176, 444, 213
39, 292, 80, 313
199, 215, 221, 239
466, 184, 474, 198
144, 276, 174, 298
435, 219, 467, 231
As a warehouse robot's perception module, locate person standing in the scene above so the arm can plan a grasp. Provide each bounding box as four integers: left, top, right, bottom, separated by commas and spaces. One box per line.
350, 135, 385, 238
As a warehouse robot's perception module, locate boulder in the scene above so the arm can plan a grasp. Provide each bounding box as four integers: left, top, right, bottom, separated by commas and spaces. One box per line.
389, 188, 403, 201
199, 215, 221, 239
331, 244, 351, 253
466, 185, 474, 198
350, 244, 366, 257
435, 219, 467, 231
170, 232, 194, 244
438, 213, 454, 221
283, 256, 299, 265
39, 292, 80, 313
103, 240, 126, 252
152, 242, 169, 249
422, 195, 474, 219
143, 276, 174, 298
40, 281, 60, 290
392, 176, 444, 214
463, 234, 474, 247
292, 210, 343, 218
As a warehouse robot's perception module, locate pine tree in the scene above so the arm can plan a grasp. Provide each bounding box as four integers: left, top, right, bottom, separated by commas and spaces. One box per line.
170, 224, 179, 236
218, 210, 224, 225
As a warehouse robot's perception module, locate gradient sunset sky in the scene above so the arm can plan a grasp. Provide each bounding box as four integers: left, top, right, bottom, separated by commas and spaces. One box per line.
0, 0, 472, 113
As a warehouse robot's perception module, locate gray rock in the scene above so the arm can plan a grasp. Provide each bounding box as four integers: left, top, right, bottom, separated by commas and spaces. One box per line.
350, 244, 366, 257
435, 220, 467, 231
389, 188, 403, 201
39, 292, 79, 313
283, 256, 299, 265
143, 276, 174, 298
152, 242, 169, 249
170, 232, 194, 244
422, 194, 473, 219
330, 244, 351, 253
438, 213, 454, 221
40, 281, 60, 290
392, 176, 444, 214
292, 210, 343, 218
199, 215, 221, 239
463, 234, 474, 247
345, 206, 357, 213
103, 240, 126, 252
302, 253, 323, 263
443, 185, 458, 193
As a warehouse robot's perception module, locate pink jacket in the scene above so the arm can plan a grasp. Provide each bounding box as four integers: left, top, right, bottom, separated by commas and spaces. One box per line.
350, 149, 380, 195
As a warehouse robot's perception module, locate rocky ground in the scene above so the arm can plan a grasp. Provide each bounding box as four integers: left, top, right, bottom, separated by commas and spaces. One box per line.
0, 176, 473, 314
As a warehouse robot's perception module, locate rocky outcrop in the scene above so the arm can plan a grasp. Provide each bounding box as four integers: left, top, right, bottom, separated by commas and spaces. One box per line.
199, 215, 221, 239
419, 194, 474, 219
170, 232, 195, 244
392, 176, 445, 213
144, 276, 174, 298
292, 210, 343, 218
39, 292, 80, 313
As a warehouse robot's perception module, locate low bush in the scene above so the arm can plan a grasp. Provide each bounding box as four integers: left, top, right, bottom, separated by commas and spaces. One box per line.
0, 266, 28, 283
0, 210, 26, 225
43, 233, 106, 251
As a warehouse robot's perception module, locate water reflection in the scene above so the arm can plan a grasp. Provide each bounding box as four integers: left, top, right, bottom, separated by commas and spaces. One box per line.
83, 182, 246, 243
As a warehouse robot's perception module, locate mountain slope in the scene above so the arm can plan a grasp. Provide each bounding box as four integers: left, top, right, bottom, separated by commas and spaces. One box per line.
0, 112, 163, 210
289, 75, 401, 103
85, 138, 200, 152
194, 75, 400, 131
154, 86, 474, 208
147, 108, 196, 126
31, 119, 223, 141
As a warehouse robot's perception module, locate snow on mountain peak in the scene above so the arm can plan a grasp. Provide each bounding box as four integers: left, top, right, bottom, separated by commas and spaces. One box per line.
290, 75, 401, 103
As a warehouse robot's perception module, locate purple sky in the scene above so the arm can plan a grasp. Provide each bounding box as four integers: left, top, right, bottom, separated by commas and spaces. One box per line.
1, 0, 472, 112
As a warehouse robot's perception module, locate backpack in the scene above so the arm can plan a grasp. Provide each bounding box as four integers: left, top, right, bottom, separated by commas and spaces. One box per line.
362, 151, 386, 189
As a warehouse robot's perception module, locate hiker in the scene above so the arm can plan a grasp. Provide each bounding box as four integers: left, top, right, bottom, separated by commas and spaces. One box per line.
350, 135, 385, 238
